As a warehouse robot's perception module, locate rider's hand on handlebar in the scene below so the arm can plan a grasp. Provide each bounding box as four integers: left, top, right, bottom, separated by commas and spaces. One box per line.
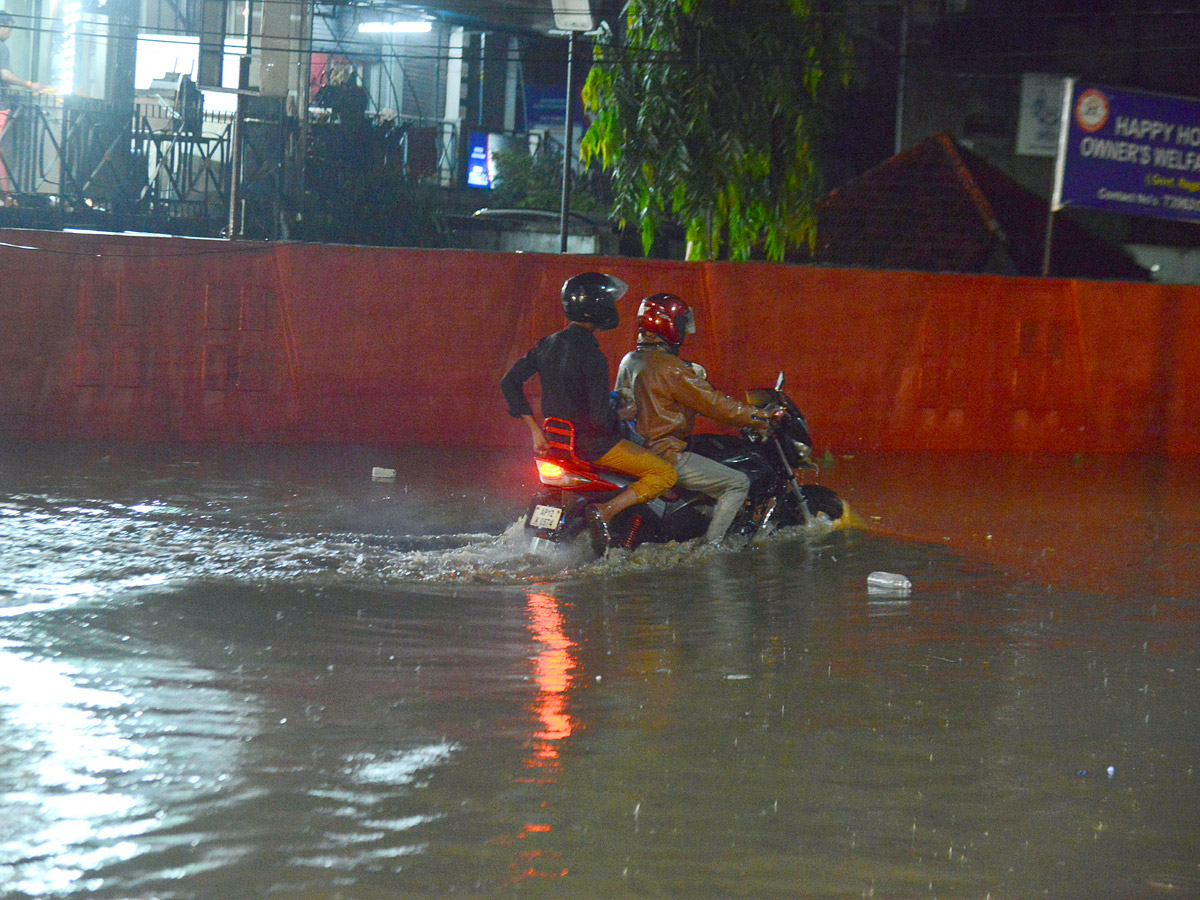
749, 411, 772, 437
749, 407, 786, 437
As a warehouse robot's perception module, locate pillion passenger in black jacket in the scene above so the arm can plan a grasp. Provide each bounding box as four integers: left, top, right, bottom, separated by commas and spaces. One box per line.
502, 321, 622, 461
500, 273, 676, 535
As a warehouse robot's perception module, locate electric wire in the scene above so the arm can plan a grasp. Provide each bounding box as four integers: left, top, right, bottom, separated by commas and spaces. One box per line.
6, 1, 1200, 31
5, 2, 1200, 64
13, 24, 1200, 74
0, 239, 278, 258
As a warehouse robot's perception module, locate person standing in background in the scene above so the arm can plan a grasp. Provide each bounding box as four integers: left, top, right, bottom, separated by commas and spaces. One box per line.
0, 12, 42, 198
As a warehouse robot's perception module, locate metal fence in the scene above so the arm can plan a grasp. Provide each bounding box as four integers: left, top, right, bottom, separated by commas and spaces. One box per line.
0, 93, 460, 240
0, 94, 245, 233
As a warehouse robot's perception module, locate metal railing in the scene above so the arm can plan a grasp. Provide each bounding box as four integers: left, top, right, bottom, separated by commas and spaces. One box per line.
0, 94, 242, 232
0, 93, 461, 239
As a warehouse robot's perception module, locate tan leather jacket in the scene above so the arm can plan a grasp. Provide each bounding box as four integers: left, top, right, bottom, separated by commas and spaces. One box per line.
615, 342, 762, 463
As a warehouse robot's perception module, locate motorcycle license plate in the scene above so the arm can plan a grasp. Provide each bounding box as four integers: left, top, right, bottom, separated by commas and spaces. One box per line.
530, 504, 564, 530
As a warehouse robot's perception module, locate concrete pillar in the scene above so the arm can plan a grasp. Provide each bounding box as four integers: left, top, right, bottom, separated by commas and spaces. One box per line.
503, 37, 520, 133
444, 27, 464, 121
104, 0, 137, 109
442, 26, 464, 186
260, 0, 304, 99
196, 0, 227, 88
479, 32, 507, 132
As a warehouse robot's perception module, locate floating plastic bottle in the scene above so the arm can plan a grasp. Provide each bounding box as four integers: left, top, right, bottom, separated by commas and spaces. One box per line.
867, 571, 912, 596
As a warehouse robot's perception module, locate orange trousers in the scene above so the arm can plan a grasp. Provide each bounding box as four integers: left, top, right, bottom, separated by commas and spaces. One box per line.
594, 439, 677, 504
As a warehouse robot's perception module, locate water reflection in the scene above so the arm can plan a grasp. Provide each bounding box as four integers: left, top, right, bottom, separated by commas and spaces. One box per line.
0, 445, 1197, 899
822, 452, 1200, 598
523, 590, 578, 774
488, 590, 581, 885
0, 640, 145, 896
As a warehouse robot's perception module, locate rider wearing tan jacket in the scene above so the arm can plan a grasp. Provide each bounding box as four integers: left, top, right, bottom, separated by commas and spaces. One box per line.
615, 293, 769, 543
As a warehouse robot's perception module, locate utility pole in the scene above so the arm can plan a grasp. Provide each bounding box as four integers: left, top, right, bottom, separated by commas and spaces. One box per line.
551, 0, 594, 253
105, 0, 138, 217
228, 0, 254, 239
894, 0, 909, 155
559, 30, 577, 253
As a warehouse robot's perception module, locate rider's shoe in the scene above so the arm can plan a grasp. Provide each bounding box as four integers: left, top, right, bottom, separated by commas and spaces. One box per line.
585, 505, 610, 556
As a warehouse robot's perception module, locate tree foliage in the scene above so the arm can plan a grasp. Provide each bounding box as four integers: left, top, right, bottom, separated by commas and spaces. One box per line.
488, 146, 611, 215
581, 0, 854, 261
299, 120, 445, 247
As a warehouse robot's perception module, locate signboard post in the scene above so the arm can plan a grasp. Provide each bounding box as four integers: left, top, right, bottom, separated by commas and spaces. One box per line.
1043, 77, 1075, 275
1044, 79, 1200, 274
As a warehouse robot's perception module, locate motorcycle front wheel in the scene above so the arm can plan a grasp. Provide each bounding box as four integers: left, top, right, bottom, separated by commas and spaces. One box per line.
802, 484, 844, 521
780, 484, 844, 525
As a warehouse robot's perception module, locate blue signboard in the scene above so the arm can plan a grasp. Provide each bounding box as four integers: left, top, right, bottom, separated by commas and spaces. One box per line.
523, 85, 590, 132
524, 85, 567, 130
1055, 80, 1200, 223
466, 132, 491, 189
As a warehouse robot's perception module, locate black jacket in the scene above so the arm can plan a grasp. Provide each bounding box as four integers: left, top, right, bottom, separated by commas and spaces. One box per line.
501, 323, 621, 461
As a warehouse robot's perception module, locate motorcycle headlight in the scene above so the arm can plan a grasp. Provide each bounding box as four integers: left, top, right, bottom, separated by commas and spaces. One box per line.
792, 440, 817, 469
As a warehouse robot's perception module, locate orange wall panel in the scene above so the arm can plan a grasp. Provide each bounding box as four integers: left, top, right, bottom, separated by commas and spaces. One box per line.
3, 229, 1200, 454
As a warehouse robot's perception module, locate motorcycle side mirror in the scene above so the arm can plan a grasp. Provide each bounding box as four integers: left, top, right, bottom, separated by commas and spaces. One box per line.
775, 371, 785, 391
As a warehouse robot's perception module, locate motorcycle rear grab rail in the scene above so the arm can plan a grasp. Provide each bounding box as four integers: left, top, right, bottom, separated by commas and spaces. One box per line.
535, 418, 624, 492
542, 417, 579, 458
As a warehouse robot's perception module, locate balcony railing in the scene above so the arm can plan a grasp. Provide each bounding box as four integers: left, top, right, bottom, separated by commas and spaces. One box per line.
0, 93, 460, 240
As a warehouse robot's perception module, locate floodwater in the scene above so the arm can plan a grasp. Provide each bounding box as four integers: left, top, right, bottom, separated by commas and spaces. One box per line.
0, 443, 1197, 900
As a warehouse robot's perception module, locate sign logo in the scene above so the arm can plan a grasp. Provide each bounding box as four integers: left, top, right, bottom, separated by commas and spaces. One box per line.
1075, 88, 1110, 133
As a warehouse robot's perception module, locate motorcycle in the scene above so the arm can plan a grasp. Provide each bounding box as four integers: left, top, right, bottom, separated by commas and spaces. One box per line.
524, 373, 845, 555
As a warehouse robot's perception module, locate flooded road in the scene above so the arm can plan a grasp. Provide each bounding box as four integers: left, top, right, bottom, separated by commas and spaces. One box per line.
0, 444, 1197, 899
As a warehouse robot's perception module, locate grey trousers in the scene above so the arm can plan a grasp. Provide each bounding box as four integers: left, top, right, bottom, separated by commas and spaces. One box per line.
674, 451, 751, 543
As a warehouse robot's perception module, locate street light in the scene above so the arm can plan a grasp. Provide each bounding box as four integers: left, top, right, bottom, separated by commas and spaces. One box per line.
551, 0, 594, 253
357, 21, 433, 34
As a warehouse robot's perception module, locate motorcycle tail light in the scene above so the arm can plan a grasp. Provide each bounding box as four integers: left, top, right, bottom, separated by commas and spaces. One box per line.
536, 459, 593, 487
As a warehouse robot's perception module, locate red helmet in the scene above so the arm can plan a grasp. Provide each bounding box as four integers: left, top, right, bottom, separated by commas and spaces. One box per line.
636, 293, 695, 347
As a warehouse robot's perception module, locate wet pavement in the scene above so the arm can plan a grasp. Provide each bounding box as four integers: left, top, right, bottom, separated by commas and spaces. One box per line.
0, 443, 1197, 899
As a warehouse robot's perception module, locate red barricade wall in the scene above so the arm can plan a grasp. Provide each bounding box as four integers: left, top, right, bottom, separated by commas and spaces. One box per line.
2, 227, 1199, 454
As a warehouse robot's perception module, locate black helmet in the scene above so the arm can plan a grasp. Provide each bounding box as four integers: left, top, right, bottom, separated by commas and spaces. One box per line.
561, 272, 628, 331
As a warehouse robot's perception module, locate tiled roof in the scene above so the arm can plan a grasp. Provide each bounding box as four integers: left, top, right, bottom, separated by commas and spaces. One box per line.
814, 133, 1149, 280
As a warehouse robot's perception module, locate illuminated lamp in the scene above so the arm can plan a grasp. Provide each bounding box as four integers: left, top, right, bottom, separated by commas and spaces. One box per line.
357, 21, 432, 34
535, 460, 590, 487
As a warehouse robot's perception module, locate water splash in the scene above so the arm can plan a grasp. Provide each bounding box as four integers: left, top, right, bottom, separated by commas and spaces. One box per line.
0, 490, 858, 606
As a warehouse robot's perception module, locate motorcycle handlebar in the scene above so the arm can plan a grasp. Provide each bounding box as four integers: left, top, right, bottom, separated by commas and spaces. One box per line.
742, 405, 786, 443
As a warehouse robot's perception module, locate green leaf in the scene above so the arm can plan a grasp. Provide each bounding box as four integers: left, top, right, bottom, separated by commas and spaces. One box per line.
579, 0, 852, 259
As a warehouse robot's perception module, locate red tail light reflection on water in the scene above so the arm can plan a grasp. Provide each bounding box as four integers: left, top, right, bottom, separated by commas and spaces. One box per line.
522, 591, 578, 775
497, 591, 579, 884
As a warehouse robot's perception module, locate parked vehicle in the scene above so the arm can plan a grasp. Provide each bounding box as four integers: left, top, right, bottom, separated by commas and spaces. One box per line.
525, 374, 845, 555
